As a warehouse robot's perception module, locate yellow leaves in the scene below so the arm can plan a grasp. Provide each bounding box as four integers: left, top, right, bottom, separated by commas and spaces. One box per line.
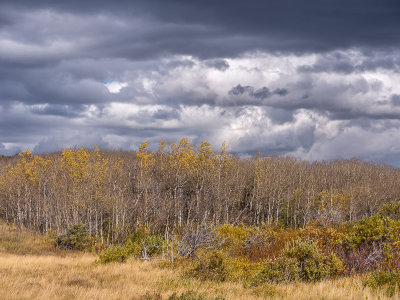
157, 139, 167, 154
196, 140, 215, 171
136, 141, 155, 169
59, 147, 110, 206
197, 141, 213, 160
18, 149, 50, 184
170, 138, 196, 171
61, 147, 109, 188
0, 149, 52, 193
19, 148, 33, 160
62, 148, 90, 181
19, 149, 36, 182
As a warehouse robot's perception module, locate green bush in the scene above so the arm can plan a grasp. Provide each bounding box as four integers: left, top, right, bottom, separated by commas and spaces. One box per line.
97, 233, 165, 263
98, 244, 129, 263
142, 234, 164, 257
379, 201, 400, 220
252, 239, 343, 284
55, 223, 92, 250
284, 239, 343, 281
347, 216, 399, 248
188, 250, 229, 282
364, 271, 400, 297
124, 239, 142, 257
254, 256, 300, 284
126, 231, 164, 259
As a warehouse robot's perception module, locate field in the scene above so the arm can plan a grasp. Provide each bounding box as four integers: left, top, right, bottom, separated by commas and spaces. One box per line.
0, 223, 397, 300
1, 147, 400, 299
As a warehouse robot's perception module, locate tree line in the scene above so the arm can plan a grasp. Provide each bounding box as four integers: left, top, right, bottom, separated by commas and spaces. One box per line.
0, 138, 399, 243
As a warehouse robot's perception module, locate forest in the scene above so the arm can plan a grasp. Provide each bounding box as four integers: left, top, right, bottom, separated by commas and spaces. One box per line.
1, 138, 400, 298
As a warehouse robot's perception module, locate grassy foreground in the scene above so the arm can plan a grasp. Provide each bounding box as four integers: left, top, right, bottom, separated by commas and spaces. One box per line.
0, 223, 397, 300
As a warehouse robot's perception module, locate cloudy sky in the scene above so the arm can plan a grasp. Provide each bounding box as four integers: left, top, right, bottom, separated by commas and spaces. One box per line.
1, 1, 400, 165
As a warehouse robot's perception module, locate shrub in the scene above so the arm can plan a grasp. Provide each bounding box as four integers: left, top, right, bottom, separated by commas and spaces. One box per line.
284, 239, 343, 281
252, 239, 343, 284
187, 250, 229, 282
254, 256, 300, 284
224, 257, 262, 282
55, 223, 91, 250
216, 225, 249, 256
298, 225, 344, 252
339, 215, 400, 272
379, 201, 400, 220
97, 232, 166, 263
98, 244, 129, 263
124, 239, 142, 257
364, 271, 400, 297
346, 216, 399, 248
141, 234, 164, 258
178, 225, 219, 258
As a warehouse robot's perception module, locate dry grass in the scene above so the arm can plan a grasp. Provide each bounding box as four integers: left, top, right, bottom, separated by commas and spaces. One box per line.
0, 223, 59, 255
0, 253, 396, 300
0, 223, 397, 300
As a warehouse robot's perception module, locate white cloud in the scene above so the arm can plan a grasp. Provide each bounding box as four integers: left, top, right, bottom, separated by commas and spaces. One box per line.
104, 81, 128, 94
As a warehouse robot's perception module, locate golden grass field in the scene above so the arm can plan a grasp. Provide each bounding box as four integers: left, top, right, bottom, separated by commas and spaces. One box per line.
0, 223, 397, 300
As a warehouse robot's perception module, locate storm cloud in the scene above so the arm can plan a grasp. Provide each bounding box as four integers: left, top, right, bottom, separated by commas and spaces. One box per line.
1, 1, 400, 166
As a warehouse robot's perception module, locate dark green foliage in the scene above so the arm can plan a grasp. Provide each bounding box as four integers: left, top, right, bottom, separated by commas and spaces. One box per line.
55, 223, 91, 250
364, 271, 400, 297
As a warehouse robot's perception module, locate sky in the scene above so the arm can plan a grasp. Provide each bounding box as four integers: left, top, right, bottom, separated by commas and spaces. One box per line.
1, 1, 400, 165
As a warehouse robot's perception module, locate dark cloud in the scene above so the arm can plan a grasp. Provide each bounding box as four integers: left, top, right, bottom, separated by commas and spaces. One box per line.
204, 59, 229, 70
1, 0, 400, 167
273, 88, 289, 96
229, 85, 254, 96
252, 87, 271, 100
1, 0, 399, 61
229, 85, 288, 101
30, 104, 84, 118
152, 108, 180, 120
391, 94, 400, 106
298, 51, 400, 74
